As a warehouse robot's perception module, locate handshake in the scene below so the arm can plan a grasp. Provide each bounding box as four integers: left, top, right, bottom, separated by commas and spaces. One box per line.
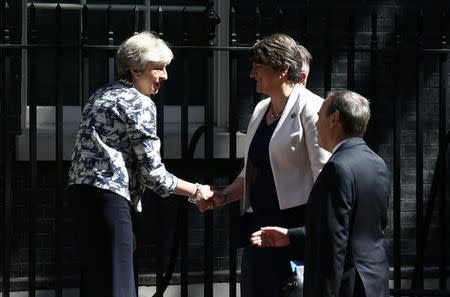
188, 184, 229, 212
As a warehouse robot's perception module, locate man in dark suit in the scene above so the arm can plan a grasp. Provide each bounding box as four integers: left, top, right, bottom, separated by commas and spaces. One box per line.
251, 90, 390, 297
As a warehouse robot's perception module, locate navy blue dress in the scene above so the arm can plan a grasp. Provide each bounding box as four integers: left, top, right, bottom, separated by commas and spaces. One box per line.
240, 113, 306, 297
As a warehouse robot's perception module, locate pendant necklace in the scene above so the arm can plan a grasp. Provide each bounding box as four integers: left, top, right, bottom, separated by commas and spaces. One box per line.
270, 98, 287, 119
270, 107, 282, 119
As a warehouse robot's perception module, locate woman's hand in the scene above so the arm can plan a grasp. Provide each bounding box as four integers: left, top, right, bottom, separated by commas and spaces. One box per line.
210, 190, 229, 208
250, 226, 290, 247
195, 184, 215, 212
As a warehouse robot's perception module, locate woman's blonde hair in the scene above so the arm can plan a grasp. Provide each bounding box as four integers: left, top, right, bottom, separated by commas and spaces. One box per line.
116, 31, 173, 79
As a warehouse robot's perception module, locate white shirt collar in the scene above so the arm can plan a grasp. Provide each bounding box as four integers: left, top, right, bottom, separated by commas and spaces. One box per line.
332, 137, 361, 154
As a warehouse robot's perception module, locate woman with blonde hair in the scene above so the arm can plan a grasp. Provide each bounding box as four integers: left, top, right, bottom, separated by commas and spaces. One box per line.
68, 31, 215, 297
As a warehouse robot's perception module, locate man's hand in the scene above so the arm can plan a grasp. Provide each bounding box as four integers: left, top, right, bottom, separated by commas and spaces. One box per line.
250, 226, 290, 247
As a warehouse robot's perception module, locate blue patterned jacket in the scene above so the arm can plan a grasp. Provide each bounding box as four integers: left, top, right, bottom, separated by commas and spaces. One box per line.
68, 80, 177, 211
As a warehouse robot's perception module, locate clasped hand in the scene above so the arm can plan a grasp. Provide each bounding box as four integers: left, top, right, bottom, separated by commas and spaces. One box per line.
194, 185, 227, 212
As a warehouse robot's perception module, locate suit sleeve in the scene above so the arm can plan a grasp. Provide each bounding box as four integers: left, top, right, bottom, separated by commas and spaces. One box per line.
318, 161, 353, 296
287, 227, 306, 260
300, 99, 331, 181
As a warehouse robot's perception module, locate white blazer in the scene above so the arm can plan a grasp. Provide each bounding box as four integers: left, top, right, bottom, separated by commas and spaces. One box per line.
239, 84, 331, 213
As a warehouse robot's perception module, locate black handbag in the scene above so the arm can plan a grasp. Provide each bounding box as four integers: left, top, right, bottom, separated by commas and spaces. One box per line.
282, 265, 304, 297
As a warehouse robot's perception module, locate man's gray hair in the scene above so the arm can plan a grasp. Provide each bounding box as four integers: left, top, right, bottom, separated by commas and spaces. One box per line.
116, 31, 173, 79
298, 44, 312, 76
326, 90, 371, 137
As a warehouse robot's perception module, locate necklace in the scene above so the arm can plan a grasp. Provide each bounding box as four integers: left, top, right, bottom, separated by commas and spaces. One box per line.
270, 107, 282, 119
269, 99, 287, 119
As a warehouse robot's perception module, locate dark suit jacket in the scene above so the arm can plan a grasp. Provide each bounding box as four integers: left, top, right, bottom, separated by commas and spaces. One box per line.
288, 138, 390, 297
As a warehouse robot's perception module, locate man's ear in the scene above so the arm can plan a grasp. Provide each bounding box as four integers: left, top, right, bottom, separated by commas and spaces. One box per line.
329, 111, 339, 128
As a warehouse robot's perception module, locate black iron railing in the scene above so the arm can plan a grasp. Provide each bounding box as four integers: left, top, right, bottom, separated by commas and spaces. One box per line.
1, 2, 449, 297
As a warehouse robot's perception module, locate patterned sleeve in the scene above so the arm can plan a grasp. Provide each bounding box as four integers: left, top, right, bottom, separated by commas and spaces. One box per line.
124, 96, 177, 197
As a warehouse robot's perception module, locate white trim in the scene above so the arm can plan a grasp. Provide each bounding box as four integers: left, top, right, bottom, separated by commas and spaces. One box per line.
16, 106, 245, 161
21, 105, 206, 127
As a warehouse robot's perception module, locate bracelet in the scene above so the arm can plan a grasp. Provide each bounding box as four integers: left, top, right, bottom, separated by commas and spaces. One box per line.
187, 183, 203, 204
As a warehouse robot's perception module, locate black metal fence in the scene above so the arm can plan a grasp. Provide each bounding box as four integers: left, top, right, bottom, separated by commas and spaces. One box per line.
1, 1, 449, 297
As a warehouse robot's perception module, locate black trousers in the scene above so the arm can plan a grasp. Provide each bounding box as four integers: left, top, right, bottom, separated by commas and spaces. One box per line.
68, 185, 136, 297
240, 245, 292, 297
340, 268, 367, 297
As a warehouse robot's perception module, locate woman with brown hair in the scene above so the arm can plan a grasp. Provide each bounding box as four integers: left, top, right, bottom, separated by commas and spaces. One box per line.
213, 33, 330, 296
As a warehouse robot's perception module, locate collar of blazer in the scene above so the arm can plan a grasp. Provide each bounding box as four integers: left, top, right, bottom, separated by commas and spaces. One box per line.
245, 84, 302, 145
332, 137, 366, 156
